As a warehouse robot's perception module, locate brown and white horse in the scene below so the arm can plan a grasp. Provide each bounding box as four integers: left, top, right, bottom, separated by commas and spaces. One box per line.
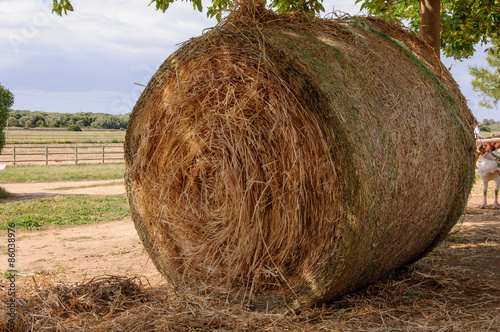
477, 152, 500, 209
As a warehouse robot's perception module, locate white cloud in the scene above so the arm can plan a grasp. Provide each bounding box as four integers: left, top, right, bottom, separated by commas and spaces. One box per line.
0, 0, 496, 119
1, 0, 214, 66
11, 88, 122, 113
1, 0, 217, 114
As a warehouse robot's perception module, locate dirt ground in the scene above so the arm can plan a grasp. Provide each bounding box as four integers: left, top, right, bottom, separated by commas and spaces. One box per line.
0, 179, 499, 330
0, 180, 163, 287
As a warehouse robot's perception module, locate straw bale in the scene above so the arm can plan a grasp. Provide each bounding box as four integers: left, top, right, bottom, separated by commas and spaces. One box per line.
124, 8, 476, 309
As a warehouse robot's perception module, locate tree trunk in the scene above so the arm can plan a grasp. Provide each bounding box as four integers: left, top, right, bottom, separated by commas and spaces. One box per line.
419, 0, 441, 58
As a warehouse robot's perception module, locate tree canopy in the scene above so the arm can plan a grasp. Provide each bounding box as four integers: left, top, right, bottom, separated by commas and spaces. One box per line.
358, 0, 500, 60
0, 83, 14, 152
470, 37, 500, 109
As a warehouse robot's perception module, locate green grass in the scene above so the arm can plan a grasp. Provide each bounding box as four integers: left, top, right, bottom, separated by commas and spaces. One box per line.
0, 163, 125, 183
0, 194, 130, 230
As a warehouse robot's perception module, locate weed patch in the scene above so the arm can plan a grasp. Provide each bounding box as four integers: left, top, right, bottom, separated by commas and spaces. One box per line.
0, 187, 10, 199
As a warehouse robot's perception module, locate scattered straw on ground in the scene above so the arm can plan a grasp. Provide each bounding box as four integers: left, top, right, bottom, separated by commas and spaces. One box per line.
2, 225, 498, 331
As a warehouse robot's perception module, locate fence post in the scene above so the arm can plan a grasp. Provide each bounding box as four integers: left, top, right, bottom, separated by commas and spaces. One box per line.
75, 145, 78, 165
46, 146, 48, 165
102, 145, 105, 164
13, 145, 16, 166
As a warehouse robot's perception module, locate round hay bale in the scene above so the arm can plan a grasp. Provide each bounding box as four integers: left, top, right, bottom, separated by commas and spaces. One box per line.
124, 11, 476, 309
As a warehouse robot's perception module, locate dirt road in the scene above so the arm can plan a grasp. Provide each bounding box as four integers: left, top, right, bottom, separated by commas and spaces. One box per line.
0, 180, 126, 203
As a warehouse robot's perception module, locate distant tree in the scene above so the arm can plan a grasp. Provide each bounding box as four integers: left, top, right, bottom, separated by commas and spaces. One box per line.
480, 124, 491, 132
68, 125, 82, 131
21, 112, 47, 128
45, 114, 65, 128
8, 110, 28, 127
118, 113, 130, 129
470, 37, 500, 109
7, 110, 129, 130
482, 119, 494, 126
484, 118, 500, 132
36, 119, 47, 128
0, 83, 14, 152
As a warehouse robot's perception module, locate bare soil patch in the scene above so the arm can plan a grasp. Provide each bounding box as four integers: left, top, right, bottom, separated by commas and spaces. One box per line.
465, 192, 500, 231
10, 217, 162, 286
0, 179, 498, 331
0, 180, 125, 203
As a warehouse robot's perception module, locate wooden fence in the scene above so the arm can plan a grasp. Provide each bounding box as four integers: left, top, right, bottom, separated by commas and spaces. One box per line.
0, 144, 124, 166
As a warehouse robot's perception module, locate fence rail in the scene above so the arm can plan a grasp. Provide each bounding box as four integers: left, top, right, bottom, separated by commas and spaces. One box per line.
0, 144, 124, 166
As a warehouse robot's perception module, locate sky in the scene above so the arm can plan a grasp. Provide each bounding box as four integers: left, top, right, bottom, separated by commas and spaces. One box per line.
0, 0, 498, 121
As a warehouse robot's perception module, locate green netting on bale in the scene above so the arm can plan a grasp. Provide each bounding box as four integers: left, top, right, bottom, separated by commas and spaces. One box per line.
124, 10, 476, 309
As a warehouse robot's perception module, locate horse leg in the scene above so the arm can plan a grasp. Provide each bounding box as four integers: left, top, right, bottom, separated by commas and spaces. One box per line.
480, 180, 488, 209
493, 178, 500, 209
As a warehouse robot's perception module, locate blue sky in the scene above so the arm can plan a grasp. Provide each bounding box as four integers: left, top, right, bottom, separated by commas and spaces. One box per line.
0, 0, 497, 121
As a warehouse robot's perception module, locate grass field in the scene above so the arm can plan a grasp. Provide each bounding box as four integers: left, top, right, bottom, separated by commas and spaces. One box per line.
0, 163, 125, 183
5, 128, 125, 144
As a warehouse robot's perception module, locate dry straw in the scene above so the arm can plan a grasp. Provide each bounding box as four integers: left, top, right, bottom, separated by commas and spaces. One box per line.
124, 4, 476, 309
4, 227, 498, 331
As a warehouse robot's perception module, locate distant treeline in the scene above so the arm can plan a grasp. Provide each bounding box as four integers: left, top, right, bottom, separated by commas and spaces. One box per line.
480, 119, 500, 132
7, 110, 129, 130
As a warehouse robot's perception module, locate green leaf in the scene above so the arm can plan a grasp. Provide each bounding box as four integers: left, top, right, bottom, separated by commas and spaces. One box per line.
469, 37, 500, 108
196, 0, 203, 12
51, 0, 73, 16
358, 0, 500, 60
